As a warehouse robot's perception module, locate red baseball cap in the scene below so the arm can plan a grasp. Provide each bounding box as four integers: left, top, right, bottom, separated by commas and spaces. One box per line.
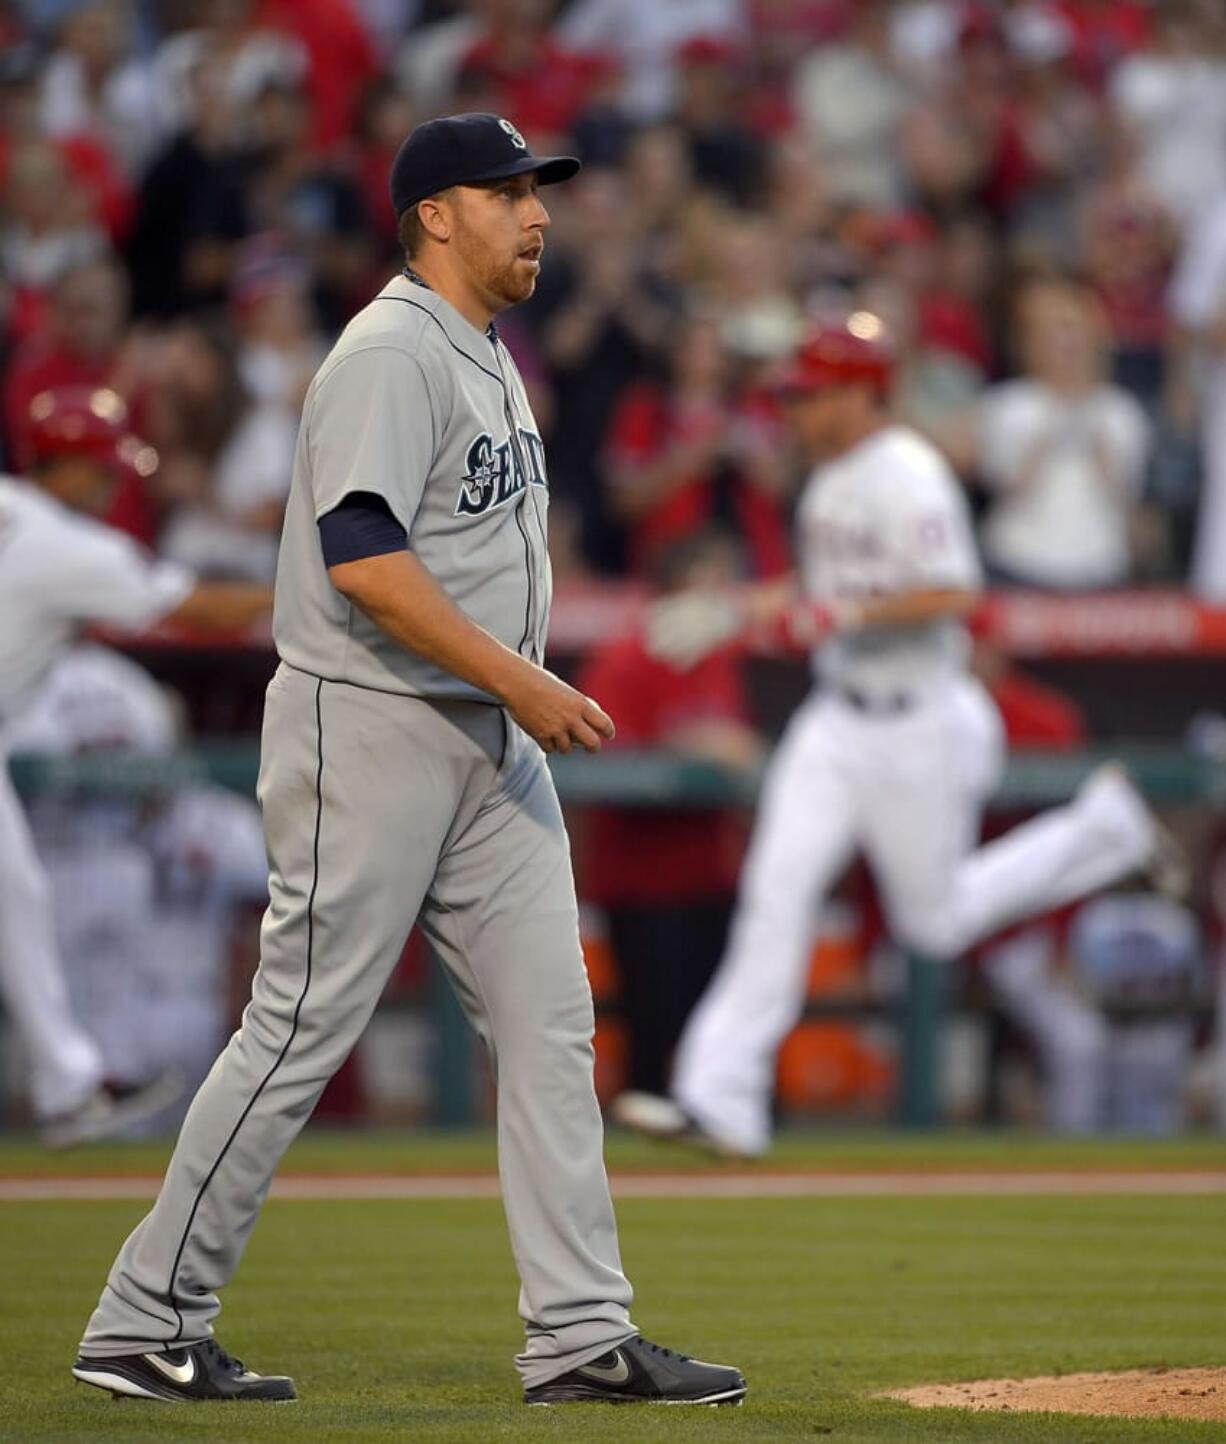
773, 316, 895, 397
27, 386, 158, 480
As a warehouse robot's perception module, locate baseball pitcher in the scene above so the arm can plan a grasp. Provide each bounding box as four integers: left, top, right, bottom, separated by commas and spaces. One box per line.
74, 115, 746, 1409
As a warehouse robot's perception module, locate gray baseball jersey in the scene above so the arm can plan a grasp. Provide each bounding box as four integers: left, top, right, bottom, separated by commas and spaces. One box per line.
274, 271, 551, 697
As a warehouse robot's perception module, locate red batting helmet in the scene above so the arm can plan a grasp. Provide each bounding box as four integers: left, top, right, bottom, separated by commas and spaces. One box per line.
774, 315, 895, 398
26, 386, 158, 480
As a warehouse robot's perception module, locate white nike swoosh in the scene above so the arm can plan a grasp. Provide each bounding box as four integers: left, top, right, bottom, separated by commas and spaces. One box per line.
579, 1350, 631, 1385
144, 1352, 196, 1385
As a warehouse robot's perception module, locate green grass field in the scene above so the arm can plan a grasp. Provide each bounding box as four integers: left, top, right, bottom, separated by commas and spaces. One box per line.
2, 1128, 1225, 1442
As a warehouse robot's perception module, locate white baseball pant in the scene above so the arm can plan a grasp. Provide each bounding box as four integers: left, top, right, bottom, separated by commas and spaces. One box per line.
0, 748, 105, 1118
672, 677, 1155, 1155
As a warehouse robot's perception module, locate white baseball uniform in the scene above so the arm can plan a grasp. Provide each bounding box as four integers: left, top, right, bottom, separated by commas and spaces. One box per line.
32, 787, 269, 1110
670, 425, 1157, 1156
0, 478, 192, 1119
10, 644, 268, 1111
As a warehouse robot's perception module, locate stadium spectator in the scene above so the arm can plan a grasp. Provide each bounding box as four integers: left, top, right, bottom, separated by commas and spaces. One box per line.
1, 0, 1220, 596
0, 140, 108, 343
617, 124, 699, 281
602, 311, 792, 579
1051, 0, 1151, 91
229, 237, 325, 413
1005, 8, 1105, 266
577, 529, 762, 1095
395, 0, 490, 118
1170, 192, 1226, 602
3, 257, 127, 458
705, 211, 803, 365
453, 0, 612, 144
352, 0, 420, 65
848, 212, 995, 462
1, 26, 135, 246
672, 35, 764, 208
760, 132, 835, 296
149, 0, 308, 149
259, 0, 379, 150
524, 165, 675, 571
123, 51, 253, 318
557, 0, 748, 122
974, 273, 1151, 588
1081, 178, 1177, 410
240, 77, 377, 332
791, 0, 910, 208
1107, 0, 1226, 229
38, 0, 160, 179
349, 73, 418, 252
856, 269, 986, 469
150, 320, 296, 580
904, 8, 1042, 230
2, 255, 157, 539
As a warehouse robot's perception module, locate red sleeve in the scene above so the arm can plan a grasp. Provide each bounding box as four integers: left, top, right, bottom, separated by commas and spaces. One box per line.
576, 639, 656, 745
654, 649, 751, 737
2, 354, 37, 472
259, 0, 378, 149
605, 384, 665, 465
60, 136, 134, 244
990, 668, 1088, 749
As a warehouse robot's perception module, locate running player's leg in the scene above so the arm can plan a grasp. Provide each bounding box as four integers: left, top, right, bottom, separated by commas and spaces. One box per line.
671, 695, 858, 1157
79, 670, 477, 1357
0, 753, 103, 1120
867, 678, 1154, 960
420, 717, 636, 1390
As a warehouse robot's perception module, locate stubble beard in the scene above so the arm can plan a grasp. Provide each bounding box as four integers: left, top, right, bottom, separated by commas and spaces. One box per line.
456, 226, 536, 313
487, 253, 536, 308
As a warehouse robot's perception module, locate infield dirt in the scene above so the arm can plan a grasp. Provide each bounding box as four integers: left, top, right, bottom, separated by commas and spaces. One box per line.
888, 1367, 1226, 1423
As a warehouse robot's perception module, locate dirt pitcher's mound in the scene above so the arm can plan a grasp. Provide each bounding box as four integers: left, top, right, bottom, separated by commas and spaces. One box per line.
886, 1367, 1226, 1423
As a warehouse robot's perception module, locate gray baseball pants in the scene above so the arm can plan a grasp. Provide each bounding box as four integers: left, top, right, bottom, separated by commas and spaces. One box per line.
79, 662, 636, 1386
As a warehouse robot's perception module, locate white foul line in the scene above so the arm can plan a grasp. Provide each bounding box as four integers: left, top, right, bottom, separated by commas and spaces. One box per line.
1, 1171, 1224, 1202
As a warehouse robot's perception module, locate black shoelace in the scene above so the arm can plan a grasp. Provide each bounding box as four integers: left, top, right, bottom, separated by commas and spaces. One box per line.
201, 1338, 244, 1375
637, 1338, 690, 1362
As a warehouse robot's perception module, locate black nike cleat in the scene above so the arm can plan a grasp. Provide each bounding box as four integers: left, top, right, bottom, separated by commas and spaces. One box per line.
72, 1338, 296, 1402
524, 1335, 746, 1406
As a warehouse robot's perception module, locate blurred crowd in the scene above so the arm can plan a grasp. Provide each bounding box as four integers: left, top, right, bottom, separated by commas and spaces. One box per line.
3, 0, 1226, 597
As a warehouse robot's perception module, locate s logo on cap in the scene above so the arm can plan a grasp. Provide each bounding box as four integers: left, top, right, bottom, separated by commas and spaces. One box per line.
498, 118, 527, 150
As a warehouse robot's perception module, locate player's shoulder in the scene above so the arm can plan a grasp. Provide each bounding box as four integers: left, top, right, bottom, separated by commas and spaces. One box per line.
316, 283, 434, 378
0, 474, 55, 522
0, 474, 121, 546
867, 423, 943, 467
865, 424, 957, 488
311, 275, 498, 407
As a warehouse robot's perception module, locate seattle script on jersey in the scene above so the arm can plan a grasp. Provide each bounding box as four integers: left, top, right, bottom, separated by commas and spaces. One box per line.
456, 428, 547, 518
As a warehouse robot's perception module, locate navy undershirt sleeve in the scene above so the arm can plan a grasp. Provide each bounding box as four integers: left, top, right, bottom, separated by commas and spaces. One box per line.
318, 491, 408, 567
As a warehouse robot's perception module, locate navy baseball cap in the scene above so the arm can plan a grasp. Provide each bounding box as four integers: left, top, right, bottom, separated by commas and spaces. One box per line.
389, 113, 581, 217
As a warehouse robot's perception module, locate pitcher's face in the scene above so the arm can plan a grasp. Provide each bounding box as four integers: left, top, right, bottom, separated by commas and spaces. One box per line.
445, 174, 550, 310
